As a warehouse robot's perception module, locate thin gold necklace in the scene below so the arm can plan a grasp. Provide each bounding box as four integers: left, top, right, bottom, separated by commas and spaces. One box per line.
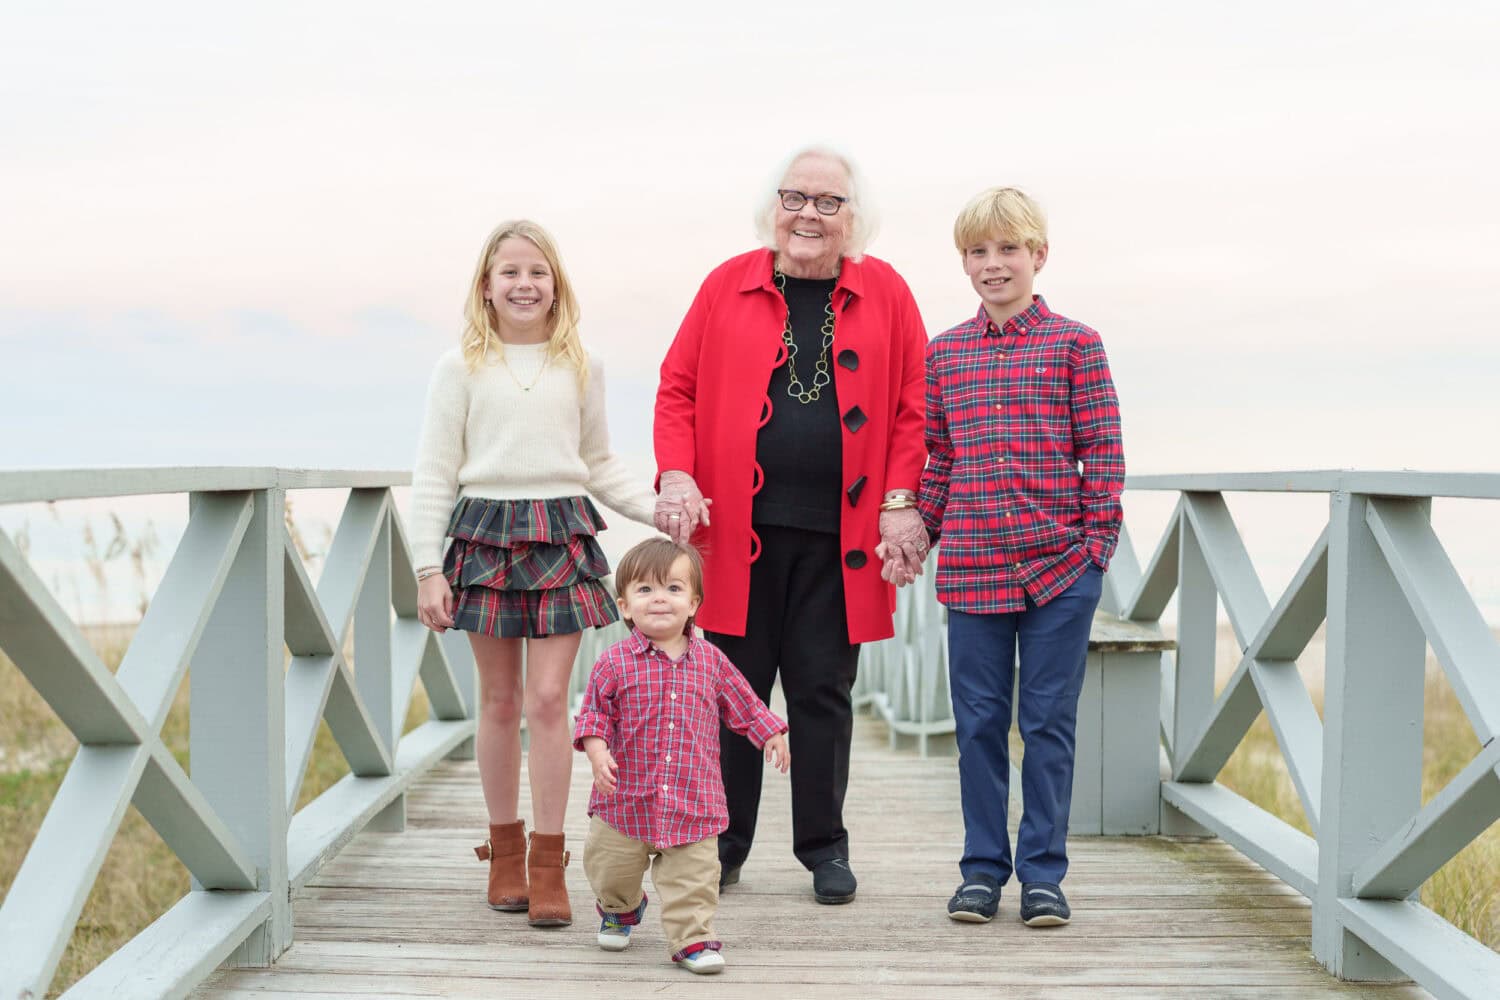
498, 346, 550, 392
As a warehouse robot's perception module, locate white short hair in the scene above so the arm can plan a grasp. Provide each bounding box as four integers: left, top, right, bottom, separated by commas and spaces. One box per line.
752, 144, 880, 261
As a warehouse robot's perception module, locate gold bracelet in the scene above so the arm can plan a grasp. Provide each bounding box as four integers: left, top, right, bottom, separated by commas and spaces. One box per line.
879, 500, 917, 512
416, 568, 441, 581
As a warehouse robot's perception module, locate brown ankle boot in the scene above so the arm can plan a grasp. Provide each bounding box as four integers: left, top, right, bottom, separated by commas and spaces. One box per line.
526, 831, 572, 927
474, 820, 528, 911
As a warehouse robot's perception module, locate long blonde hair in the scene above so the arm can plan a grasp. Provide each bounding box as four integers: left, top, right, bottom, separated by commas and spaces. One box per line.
461, 219, 588, 392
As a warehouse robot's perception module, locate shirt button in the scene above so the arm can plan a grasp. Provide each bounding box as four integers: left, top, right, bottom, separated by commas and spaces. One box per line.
670, 692, 676, 699
662, 785, 668, 793
997, 351, 1006, 358
996, 456, 1006, 465
1014, 562, 1023, 570
665, 755, 672, 762
668, 722, 675, 729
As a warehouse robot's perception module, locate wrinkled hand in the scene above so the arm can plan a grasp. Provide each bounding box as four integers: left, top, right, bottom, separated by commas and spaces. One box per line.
417, 574, 455, 632
876, 508, 929, 587
763, 733, 790, 773
654, 469, 712, 544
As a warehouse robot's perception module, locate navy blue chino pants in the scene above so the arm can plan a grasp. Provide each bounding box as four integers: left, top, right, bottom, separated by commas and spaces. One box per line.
948, 564, 1103, 886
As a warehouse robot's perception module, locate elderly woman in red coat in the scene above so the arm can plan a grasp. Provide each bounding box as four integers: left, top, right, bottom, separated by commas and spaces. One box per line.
652, 145, 928, 904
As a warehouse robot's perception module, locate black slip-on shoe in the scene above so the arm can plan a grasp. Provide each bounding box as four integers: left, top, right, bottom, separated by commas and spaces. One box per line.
812, 858, 857, 904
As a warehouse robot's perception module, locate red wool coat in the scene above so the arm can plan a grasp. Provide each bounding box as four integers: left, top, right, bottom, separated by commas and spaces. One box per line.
654, 248, 928, 644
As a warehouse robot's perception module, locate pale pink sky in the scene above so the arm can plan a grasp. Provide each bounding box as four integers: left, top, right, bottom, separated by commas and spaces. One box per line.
2, 1, 1497, 616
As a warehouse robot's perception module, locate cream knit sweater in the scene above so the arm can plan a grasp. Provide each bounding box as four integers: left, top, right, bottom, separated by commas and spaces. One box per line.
409, 343, 657, 570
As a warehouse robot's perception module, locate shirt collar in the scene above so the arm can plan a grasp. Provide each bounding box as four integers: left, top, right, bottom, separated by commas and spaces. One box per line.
625, 625, 698, 659
977, 295, 1050, 337
739, 247, 865, 303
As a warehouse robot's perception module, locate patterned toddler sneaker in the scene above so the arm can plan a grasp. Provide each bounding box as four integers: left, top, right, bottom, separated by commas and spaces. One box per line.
596, 894, 648, 952
676, 943, 726, 975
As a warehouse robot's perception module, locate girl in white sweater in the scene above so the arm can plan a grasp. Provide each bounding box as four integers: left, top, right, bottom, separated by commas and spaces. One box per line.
412, 220, 655, 928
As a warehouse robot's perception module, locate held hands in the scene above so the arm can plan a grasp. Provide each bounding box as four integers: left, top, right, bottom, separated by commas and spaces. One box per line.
417, 573, 456, 632
655, 469, 712, 544
762, 733, 790, 774
583, 738, 620, 795
876, 507, 930, 587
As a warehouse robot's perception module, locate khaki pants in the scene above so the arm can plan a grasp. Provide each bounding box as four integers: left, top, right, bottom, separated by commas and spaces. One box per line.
583, 816, 720, 957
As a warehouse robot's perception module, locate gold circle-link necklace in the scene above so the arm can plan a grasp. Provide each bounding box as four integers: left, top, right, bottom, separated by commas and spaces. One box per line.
773, 269, 835, 404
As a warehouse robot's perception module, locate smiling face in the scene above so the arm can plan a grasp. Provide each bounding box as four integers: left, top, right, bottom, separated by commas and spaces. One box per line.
772, 153, 852, 279
483, 237, 555, 342
962, 236, 1048, 326
616, 554, 702, 641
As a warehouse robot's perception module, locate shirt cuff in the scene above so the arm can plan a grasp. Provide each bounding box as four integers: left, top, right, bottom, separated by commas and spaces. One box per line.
572, 713, 611, 752
746, 710, 788, 749
1083, 532, 1116, 570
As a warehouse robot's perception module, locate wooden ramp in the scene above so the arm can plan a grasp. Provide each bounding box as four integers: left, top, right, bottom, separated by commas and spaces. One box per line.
195, 715, 1429, 999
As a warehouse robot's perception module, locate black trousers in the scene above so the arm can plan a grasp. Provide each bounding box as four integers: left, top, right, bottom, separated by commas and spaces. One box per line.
706, 524, 861, 871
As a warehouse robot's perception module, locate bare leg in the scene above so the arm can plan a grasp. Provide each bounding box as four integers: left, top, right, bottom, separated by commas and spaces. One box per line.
523, 631, 582, 834
468, 633, 524, 824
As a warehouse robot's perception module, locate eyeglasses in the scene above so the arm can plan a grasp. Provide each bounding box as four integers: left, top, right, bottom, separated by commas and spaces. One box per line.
778, 189, 848, 216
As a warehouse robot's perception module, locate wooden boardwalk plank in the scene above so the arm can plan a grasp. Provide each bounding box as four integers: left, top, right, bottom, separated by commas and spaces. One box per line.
195, 714, 1429, 999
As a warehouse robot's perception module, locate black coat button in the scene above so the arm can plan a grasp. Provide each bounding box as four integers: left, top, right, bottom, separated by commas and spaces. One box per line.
845, 549, 868, 569
842, 405, 867, 434
837, 349, 859, 371
846, 475, 867, 507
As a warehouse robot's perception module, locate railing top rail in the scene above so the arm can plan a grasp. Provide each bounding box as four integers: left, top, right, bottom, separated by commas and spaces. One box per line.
0, 467, 412, 505
1126, 470, 1500, 499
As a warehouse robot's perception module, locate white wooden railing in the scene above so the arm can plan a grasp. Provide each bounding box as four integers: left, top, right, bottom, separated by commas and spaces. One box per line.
1117, 471, 1500, 1000
0, 469, 478, 999
845, 470, 1500, 999
4, 468, 1497, 999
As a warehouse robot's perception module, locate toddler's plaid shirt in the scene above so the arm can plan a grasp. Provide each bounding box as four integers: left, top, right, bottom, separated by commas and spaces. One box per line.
573, 628, 786, 848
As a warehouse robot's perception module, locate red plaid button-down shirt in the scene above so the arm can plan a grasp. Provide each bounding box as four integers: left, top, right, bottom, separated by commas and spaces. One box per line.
573, 628, 786, 849
918, 297, 1125, 614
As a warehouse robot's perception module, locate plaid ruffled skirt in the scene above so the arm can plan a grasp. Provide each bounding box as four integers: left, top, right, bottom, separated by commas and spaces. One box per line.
442, 495, 619, 638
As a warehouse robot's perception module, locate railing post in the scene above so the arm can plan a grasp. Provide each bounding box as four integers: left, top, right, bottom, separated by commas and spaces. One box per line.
1164, 496, 1215, 835
1315, 490, 1426, 980
189, 488, 290, 965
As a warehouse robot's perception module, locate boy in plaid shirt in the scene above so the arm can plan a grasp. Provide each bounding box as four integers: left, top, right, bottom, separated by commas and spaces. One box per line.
574, 538, 789, 974
914, 187, 1124, 927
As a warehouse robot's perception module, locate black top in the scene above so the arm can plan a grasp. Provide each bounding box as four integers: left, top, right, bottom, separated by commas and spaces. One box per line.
753, 275, 843, 534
